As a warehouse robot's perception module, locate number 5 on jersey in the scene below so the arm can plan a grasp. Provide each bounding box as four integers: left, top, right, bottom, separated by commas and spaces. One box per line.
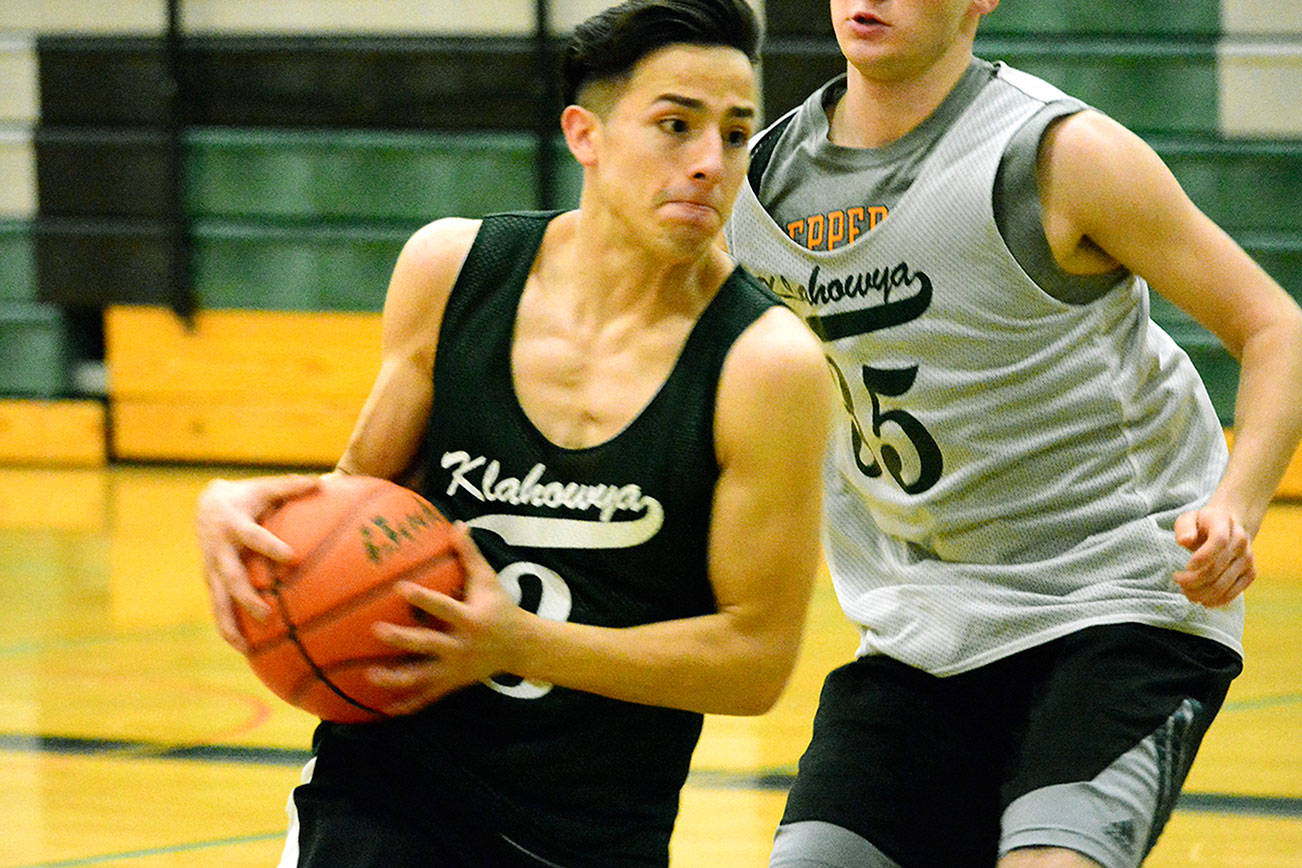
827, 357, 943, 495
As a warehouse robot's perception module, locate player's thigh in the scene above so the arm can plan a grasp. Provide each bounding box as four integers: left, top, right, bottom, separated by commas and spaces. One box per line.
777, 654, 1007, 866
998, 624, 1241, 868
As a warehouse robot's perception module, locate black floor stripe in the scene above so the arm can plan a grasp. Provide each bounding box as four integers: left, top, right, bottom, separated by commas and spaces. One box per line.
2, 732, 1299, 818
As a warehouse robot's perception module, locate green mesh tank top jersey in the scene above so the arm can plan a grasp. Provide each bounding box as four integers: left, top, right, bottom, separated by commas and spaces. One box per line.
324, 211, 781, 865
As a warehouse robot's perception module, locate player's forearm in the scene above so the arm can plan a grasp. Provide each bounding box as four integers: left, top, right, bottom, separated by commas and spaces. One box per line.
1213, 308, 1302, 536
507, 610, 801, 716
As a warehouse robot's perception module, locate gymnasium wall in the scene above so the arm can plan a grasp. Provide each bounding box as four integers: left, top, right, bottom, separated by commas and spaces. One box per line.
0, 0, 1299, 471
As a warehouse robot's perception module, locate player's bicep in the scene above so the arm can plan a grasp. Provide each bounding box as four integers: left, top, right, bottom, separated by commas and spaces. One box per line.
707, 310, 832, 654
1045, 112, 1281, 356
338, 218, 480, 479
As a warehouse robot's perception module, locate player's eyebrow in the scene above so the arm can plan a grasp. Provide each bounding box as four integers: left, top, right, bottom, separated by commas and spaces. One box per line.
655, 93, 755, 119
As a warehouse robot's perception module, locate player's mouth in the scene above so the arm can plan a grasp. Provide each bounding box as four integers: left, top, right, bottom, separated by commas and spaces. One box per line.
665, 199, 718, 219
656, 194, 723, 231
847, 11, 888, 35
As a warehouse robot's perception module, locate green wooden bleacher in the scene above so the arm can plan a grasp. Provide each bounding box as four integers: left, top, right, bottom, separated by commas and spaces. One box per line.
2, 0, 1290, 473
9, 0, 1283, 470
0, 300, 70, 398
0, 218, 72, 399
184, 130, 582, 312
980, 0, 1220, 36
94, 121, 1302, 436
0, 219, 34, 304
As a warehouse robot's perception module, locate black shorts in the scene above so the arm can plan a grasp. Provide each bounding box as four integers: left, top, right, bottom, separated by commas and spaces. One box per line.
277, 721, 673, 868
773, 623, 1242, 868
279, 729, 567, 868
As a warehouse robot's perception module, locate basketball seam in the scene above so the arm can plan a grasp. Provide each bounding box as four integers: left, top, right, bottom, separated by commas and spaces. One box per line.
279, 551, 460, 717
274, 543, 458, 718
264, 480, 451, 720
273, 582, 385, 718
241, 478, 410, 656
242, 548, 456, 658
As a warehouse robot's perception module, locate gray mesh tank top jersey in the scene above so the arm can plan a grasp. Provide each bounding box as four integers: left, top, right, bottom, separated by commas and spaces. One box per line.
726, 65, 1242, 675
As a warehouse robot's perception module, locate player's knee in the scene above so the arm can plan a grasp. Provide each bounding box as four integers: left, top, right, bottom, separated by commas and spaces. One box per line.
999, 846, 1105, 867
769, 821, 901, 867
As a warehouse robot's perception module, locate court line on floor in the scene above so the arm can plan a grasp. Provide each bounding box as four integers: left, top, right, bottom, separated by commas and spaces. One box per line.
686, 769, 1302, 817
5, 832, 285, 868
1, 731, 1299, 820
1223, 691, 1302, 712
0, 732, 309, 766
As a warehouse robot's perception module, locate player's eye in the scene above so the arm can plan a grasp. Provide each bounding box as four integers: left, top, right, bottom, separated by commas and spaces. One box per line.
659, 117, 689, 135
726, 128, 751, 148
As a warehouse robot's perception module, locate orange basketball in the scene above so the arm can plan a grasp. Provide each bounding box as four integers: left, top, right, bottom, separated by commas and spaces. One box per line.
234, 474, 464, 723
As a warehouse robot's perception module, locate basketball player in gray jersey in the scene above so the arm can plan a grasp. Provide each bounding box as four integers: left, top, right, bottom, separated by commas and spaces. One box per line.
196, 2, 833, 865
725, 1, 1302, 867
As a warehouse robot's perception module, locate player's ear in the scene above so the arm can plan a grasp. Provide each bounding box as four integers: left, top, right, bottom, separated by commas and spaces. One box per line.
972, 0, 1000, 16
561, 104, 601, 168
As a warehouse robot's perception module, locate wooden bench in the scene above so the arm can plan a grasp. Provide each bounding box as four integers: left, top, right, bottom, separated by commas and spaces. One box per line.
106, 305, 380, 467
0, 399, 106, 465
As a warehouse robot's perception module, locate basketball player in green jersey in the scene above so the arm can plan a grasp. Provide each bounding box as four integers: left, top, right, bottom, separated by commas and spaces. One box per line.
197, 2, 833, 865
725, 1, 1302, 866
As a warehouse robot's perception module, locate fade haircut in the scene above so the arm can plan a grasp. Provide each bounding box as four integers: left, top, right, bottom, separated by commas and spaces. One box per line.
560, 0, 760, 113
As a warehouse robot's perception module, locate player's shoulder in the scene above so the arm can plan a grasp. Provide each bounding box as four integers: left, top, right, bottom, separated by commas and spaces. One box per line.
402, 217, 483, 269
715, 301, 832, 462
387, 218, 484, 304
725, 300, 827, 397
1039, 107, 1153, 180
381, 218, 484, 341
989, 61, 1074, 107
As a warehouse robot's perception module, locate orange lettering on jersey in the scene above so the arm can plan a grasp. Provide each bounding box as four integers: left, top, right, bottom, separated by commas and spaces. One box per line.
786, 219, 805, 246
786, 206, 890, 251
807, 214, 825, 250
827, 211, 846, 249
847, 207, 865, 244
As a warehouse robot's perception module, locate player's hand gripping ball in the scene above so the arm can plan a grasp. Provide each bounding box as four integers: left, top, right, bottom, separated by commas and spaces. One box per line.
234, 475, 464, 723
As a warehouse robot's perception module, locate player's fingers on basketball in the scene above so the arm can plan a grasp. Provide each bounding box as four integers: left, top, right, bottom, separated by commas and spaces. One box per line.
366, 662, 454, 712
257, 473, 320, 505
373, 620, 457, 657
231, 517, 296, 563
381, 688, 450, 717
209, 543, 272, 619
395, 581, 463, 626
205, 577, 250, 652
366, 658, 428, 689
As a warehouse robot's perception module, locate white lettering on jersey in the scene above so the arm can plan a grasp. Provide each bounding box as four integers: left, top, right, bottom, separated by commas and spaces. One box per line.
440, 451, 665, 549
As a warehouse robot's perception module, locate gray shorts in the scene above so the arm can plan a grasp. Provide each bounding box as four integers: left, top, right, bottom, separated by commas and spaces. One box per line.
769, 623, 1241, 868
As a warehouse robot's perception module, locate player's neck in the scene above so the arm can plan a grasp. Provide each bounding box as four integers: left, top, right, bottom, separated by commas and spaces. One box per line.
542, 210, 724, 327
831, 48, 973, 149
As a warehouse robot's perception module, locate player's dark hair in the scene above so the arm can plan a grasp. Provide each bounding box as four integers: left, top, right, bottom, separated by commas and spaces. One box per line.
560, 0, 760, 109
